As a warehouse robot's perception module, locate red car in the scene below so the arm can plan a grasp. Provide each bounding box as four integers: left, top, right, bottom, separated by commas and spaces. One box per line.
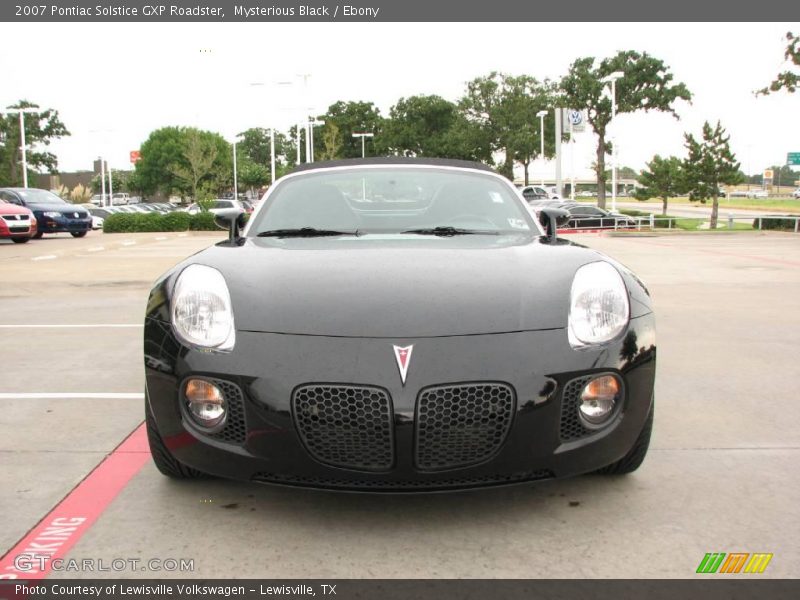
0, 199, 37, 243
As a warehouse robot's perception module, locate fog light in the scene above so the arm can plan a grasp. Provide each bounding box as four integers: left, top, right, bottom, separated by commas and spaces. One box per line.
184, 379, 226, 428
579, 375, 621, 426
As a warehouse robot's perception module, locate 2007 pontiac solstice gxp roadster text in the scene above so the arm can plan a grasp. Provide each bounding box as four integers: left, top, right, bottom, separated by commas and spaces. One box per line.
144, 158, 655, 491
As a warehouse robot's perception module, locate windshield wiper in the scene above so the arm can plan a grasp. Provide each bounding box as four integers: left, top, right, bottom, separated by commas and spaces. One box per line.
257, 227, 361, 238
402, 226, 499, 237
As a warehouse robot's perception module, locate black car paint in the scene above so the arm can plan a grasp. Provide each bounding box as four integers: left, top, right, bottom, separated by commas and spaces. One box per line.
144, 238, 655, 491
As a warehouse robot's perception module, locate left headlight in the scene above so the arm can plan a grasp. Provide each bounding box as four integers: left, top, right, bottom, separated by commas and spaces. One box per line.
43, 211, 61, 218
171, 264, 235, 351
568, 261, 629, 348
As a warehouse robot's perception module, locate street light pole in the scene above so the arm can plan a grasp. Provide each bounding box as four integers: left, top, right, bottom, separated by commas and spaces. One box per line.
601, 71, 624, 212
270, 128, 276, 184
352, 132, 374, 158
536, 110, 548, 186
100, 157, 107, 207
233, 142, 238, 201
6, 107, 38, 188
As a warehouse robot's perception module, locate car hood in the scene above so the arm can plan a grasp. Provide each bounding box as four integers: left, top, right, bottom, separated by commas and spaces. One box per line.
155, 235, 651, 338
29, 204, 87, 215
0, 204, 32, 216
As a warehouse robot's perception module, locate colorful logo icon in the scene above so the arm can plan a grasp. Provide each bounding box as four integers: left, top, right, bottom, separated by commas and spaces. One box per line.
392, 345, 413, 384
696, 552, 773, 574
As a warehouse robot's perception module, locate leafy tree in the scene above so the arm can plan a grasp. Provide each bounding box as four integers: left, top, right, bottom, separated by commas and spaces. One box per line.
379, 94, 491, 163
314, 101, 382, 159
236, 127, 293, 179
746, 164, 799, 186
90, 169, 129, 194
757, 31, 798, 95
237, 158, 269, 197
317, 121, 343, 161
560, 51, 692, 208
683, 121, 743, 229
134, 127, 231, 198
0, 100, 70, 186
634, 155, 687, 215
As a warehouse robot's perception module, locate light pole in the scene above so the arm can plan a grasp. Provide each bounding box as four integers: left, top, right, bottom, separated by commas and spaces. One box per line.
536, 110, 548, 186
6, 107, 39, 188
601, 71, 624, 211
232, 142, 238, 200
99, 157, 107, 207
352, 132, 374, 158
309, 119, 325, 163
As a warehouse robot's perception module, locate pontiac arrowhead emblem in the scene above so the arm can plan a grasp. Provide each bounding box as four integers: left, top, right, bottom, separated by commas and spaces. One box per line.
393, 344, 413, 385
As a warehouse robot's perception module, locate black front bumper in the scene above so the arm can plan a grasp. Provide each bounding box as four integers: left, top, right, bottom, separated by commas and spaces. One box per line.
37, 215, 91, 233
144, 316, 656, 491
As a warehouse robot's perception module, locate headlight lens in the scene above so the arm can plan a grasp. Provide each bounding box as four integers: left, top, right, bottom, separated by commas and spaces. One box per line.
569, 262, 629, 347
43, 211, 61, 218
171, 264, 235, 351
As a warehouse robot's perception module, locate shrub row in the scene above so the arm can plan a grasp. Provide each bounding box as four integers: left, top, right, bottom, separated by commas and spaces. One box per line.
103, 211, 218, 233
754, 216, 798, 231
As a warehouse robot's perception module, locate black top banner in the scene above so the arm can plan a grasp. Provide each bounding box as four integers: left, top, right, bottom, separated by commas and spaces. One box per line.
3, 0, 800, 22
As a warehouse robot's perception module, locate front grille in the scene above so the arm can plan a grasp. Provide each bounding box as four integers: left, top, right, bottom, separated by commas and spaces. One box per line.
415, 383, 516, 471
186, 378, 246, 444
252, 470, 553, 491
292, 384, 394, 471
2, 214, 29, 221
559, 375, 594, 441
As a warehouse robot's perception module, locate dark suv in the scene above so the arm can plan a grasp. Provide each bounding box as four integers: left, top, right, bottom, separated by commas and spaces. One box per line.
0, 188, 92, 238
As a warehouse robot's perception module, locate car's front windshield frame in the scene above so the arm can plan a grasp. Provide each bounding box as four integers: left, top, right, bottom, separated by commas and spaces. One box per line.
245, 165, 543, 237
16, 189, 68, 206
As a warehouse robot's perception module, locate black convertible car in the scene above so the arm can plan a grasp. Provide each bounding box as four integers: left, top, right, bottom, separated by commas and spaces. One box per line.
144, 158, 656, 491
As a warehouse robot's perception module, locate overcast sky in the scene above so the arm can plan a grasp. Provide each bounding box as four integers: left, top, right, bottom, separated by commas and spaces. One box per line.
1, 22, 798, 181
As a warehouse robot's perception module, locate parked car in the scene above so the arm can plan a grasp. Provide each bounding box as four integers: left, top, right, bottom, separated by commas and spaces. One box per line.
577, 190, 595, 198
746, 189, 769, 199
111, 193, 131, 205
0, 199, 37, 243
144, 157, 656, 489
0, 188, 92, 238
534, 202, 636, 229
183, 199, 248, 215
793, 188, 800, 199
520, 185, 558, 201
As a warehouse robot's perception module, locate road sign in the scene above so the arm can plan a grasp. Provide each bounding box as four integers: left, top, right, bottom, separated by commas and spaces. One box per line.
788, 152, 800, 166
129, 150, 141, 164
763, 169, 774, 181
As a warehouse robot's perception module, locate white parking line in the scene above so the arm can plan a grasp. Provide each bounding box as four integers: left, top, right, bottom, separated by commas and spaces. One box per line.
0, 324, 142, 329
121, 241, 137, 246
87, 246, 105, 252
0, 392, 144, 399
32, 255, 57, 261
177, 233, 188, 237
155, 236, 168, 241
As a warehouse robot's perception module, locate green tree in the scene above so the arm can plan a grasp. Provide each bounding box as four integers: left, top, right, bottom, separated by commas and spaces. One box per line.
90, 169, 130, 194
0, 100, 70, 186
634, 155, 686, 215
683, 121, 744, 229
379, 94, 491, 163
757, 31, 798, 95
317, 121, 343, 161
314, 101, 382, 159
560, 51, 692, 208
237, 158, 269, 197
134, 127, 231, 198
236, 127, 293, 179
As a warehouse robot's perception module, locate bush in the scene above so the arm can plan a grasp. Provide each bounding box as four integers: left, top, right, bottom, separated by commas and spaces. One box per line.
103, 211, 221, 233
754, 215, 797, 231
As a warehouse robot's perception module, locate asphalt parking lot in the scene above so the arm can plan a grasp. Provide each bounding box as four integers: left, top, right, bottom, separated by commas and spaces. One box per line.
1, 230, 798, 579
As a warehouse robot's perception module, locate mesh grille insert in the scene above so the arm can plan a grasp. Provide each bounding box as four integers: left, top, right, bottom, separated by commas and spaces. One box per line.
292, 384, 394, 471
252, 470, 553, 491
559, 375, 594, 442
415, 382, 516, 471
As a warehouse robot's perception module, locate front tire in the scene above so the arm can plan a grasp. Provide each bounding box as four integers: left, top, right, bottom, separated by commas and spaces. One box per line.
71, 231, 88, 238
596, 402, 653, 475
12, 237, 30, 244
146, 394, 208, 479
33, 231, 43, 239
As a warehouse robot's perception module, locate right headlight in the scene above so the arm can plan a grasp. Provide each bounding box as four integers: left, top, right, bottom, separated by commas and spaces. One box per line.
170, 264, 235, 352
568, 261, 629, 348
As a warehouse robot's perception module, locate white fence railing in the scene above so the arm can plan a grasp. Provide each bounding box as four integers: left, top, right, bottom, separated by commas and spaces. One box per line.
563, 214, 800, 233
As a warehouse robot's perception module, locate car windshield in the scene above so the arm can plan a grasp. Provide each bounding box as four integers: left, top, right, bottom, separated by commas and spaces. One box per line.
16, 189, 67, 206
248, 167, 536, 236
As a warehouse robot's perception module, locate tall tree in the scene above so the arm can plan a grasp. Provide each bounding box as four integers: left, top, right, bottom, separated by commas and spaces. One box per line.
237, 159, 269, 197
560, 51, 692, 208
314, 101, 382, 159
379, 94, 491, 162
634, 155, 687, 215
0, 100, 70, 186
236, 127, 293, 179
134, 127, 231, 198
757, 31, 798, 95
683, 121, 743, 229
317, 121, 343, 161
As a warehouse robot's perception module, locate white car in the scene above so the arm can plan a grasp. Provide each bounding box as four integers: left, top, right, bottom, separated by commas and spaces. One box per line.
184, 199, 246, 215
746, 189, 769, 199
520, 185, 561, 201
792, 188, 800, 199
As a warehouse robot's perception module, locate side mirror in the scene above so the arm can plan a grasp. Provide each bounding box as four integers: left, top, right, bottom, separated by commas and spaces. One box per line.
538, 208, 570, 243
214, 209, 247, 242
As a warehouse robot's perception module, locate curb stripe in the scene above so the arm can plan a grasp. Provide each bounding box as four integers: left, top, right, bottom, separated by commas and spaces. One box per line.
0, 424, 149, 580
0, 393, 144, 400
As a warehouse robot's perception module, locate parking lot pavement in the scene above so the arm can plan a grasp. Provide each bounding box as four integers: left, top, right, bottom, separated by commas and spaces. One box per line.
1, 230, 798, 578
